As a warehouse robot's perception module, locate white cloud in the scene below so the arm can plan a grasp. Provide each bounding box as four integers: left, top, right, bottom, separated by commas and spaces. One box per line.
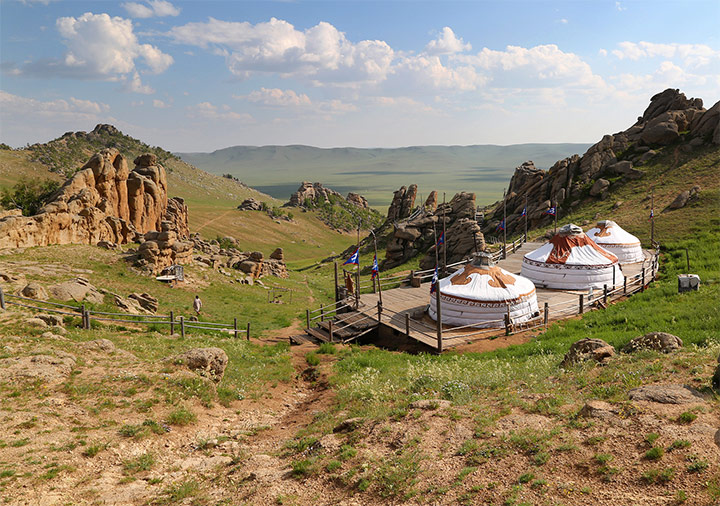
122, 0, 180, 18
186, 102, 253, 122
168, 18, 394, 86
615, 2, 627, 11
425, 27, 471, 55
611, 41, 720, 67
124, 71, 154, 94
18, 12, 172, 92
458, 44, 607, 90
598, 49, 608, 57
152, 99, 169, 108
243, 88, 312, 107
558, 18, 569, 24
0, 90, 109, 118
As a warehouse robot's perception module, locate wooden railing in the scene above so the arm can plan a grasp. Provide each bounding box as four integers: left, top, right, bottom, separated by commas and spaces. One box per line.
0, 289, 250, 339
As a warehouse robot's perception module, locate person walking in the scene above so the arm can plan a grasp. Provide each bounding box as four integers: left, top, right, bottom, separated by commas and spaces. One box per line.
193, 295, 202, 316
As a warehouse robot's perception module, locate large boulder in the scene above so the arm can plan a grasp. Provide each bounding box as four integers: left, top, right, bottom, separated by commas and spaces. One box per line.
560, 338, 615, 368
346, 192, 369, 209
628, 384, 705, 404
48, 278, 104, 304
622, 332, 683, 353
589, 178, 610, 197
128, 293, 158, 313
174, 347, 228, 381
237, 198, 263, 211
20, 282, 48, 300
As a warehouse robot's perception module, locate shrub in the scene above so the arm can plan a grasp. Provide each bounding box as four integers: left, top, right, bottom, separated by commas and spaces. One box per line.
676, 411, 697, 424
0, 178, 60, 216
167, 406, 197, 426
305, 352, 320, 366
645, 447, 664, 460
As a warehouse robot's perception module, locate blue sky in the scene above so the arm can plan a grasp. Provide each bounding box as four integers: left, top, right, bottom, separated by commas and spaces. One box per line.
1, 0, 719, 151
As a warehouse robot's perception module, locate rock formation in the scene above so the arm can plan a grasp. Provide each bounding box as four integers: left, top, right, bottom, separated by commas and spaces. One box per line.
286, 182, 343, 207
560, 338, 616, 368
387, 184, 418, 222
346, 192, 369, 209
237, 198, 263, 211
383, 190, 485, 270
484, 89, 720, 237
190, 234, 288, 279
0, 149, 191, 255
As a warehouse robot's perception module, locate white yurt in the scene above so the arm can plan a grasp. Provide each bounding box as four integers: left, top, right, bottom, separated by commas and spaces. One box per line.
429, 253, 539, 328
521, 224, 623, 290
587, 220, 644, 264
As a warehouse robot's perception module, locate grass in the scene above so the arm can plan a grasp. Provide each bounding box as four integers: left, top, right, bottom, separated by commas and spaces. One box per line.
676, 411, 697, 424
645, 447, 664, 460
166, 406, 197, 426
123, 452, 155, 474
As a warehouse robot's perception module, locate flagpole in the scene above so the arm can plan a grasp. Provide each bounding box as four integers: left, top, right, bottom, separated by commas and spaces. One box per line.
650, 187, 655, 245
371, 230, 382, 306
554, 200, 557, 234
442, 192, 447, 275
524, 195, 528, 243
433, 224, 439, 269
355, 219, 360, 303
502, 190, 507, 259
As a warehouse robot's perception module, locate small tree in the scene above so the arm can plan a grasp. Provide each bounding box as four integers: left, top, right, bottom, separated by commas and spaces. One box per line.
0, 178, 60, 216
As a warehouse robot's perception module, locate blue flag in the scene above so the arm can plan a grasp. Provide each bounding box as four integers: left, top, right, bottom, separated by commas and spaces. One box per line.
495, 219, 505, 232
520, 207, 527, 217
343, 248, 359, 265
436, 232, 445, 246
545, 206, 556, 216
371, 255, 379, 279
430, 266, 439, 294
649, 209, 654, 220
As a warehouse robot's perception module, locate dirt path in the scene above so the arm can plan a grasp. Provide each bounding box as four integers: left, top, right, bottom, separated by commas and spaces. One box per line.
195, 209, 235, 233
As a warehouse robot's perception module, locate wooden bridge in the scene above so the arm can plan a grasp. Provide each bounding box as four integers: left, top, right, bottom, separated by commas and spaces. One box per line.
300, 238, 659, 352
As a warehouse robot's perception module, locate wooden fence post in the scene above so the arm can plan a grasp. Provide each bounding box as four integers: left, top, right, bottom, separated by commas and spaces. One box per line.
179, 316, 185, 338
405, 313, 410, 338
334, 261, 339, 302
543, 302, 549, 327
623, 276, 627, 295
612, 267, 616, 288
504, 314, 511, 336
0, 286, 5, 310
81, 304, 87, 329
246, 322, 250, 341
170, 310, 174, 335
641, 267, 646, 292
306, 309, 310, 330
233, 317, 238, 339
86, 308, 91, 329
377, 301, 382, 324
603, 284, 608, 305
579, 294, 584, 314
435, 282, 443, 353
328, 320, 334, 342
320, 305, 325, 322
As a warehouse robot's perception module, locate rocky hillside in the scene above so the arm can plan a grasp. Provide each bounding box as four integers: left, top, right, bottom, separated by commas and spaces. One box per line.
26, 124, 178, 177
483, 89, 720, 238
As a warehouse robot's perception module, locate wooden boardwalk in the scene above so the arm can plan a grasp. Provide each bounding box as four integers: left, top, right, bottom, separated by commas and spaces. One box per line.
353, 242, 656, 350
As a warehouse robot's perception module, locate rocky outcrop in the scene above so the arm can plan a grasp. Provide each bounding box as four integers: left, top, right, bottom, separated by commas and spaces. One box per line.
560, 338, 615, 368
387, 184, 417, 222
135, 220, 193, 274
346, 192, 369, 209
622, 332, 683, 353
20, 282, 48, 300
383, 190, 485, 270
667, 185, 700, 210
174, 347, 228, 381
484, 89, 720, 238
48, 277, 104, 304
286, 182, 343, 207
628, 384, 705, 404
0, 149, 191, 256
190, 234, 288, 279
237, 198, 263, 211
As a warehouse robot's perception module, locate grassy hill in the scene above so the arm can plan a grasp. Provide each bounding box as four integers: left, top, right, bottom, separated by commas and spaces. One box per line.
178, 143, 591, 208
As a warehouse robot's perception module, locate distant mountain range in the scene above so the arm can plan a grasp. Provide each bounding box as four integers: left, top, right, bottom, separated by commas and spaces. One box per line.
177, 143, 592, 208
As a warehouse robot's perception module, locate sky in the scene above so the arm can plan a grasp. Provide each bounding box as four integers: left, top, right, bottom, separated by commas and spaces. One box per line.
1, 0, 719, 152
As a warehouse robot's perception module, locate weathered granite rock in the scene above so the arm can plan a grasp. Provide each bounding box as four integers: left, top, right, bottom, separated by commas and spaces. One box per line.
346, 192, 369, 209
0, 143, 190, 257
48, 278, 104, 304
622, 332, 683, 353
590, 178, 610, 197
237, 198, 263, 211
286, 182, 343, 207
387, 185, 417, 222
667, 186, 700, 210
128, 293, 158, 313
628, 384, 705, 404
560, 338, 615, 368
410, 399, 451, 410
20, 282, 48, 300
174, 347, 228, 381
270, 248, 284, 261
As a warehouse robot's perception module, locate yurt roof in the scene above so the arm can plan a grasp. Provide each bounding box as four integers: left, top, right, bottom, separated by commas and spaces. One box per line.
439, 264, 536, 303
587, 220, 641, 247
524, 223, 618, 266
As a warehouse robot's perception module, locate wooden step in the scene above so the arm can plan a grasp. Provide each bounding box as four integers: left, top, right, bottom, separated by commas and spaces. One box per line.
290, 333, 320, 345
